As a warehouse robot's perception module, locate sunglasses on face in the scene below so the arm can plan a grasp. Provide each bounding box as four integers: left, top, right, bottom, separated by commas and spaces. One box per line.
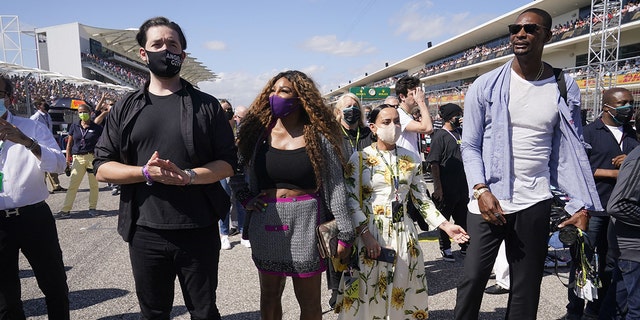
508, 23, 547, 35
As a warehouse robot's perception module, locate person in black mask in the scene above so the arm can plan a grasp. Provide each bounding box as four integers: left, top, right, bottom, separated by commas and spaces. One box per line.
426, 103, 469, 262
323, 93, 373, 308
333, 93, 373, 159
93, 16, 237, 319
566, 87, 639, 319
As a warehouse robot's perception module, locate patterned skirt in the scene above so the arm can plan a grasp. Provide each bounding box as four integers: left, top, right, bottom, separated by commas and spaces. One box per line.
249, 194, 327, 277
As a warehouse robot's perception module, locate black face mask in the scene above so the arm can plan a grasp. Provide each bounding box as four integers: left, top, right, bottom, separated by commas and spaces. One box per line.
224, 108, 234, 121
450, 116, 461, 127
146, 49, 182, 78
342, 107, 361, 125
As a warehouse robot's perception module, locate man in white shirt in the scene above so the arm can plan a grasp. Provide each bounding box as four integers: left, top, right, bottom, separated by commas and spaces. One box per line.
392, 77, 434, 232
393, 76, 433, 159
30, 98, 66, 193
0, 76, 69, 319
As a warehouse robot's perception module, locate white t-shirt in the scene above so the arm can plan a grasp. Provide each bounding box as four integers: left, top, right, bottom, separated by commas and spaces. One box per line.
605, 124, 624, 151
468, 70, 558, 214
396, 106, 421, 158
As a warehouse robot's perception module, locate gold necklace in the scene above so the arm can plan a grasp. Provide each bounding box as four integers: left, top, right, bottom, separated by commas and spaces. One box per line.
534, 63, 544, 81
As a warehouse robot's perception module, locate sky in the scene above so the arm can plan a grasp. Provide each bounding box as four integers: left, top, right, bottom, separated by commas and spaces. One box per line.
2, 0, 531, 107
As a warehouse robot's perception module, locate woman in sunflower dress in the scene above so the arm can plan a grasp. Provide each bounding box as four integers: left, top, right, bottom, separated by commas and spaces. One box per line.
336, 104, 469, 319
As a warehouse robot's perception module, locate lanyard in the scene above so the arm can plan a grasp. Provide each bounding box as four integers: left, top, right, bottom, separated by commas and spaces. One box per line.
375, 145, 400, 201
445, 128, 461, 144
79, 125, 90, 148
341, 126, 360, 154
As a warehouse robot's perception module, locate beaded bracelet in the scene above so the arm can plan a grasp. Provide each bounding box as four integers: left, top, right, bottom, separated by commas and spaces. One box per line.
141, 165, 153, 186
359, 226, 369, 236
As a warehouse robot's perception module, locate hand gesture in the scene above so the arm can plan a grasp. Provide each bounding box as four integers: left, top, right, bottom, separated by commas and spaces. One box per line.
440, 222, 470, 244
145, 151, 190, 185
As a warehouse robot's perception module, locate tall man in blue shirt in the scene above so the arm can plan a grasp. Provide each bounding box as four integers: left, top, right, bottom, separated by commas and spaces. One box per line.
454, 8, 602, 319
0, 76, 69, 319
93, 17, 236, 319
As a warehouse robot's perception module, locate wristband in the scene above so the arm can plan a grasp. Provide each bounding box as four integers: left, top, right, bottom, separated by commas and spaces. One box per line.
141, 165, 153, 186
359, 226, 370, 236
184, 168, 196, 185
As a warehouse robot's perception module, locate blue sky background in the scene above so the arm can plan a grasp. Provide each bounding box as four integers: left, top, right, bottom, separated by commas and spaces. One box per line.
2, 0, 530, 107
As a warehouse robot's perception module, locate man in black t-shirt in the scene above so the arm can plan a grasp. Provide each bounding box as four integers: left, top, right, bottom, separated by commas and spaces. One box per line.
426, 103, 468, 262
93, 17, 236, 320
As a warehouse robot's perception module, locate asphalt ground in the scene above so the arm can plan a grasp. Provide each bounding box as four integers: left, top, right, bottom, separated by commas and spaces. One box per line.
17, 174, 573, 319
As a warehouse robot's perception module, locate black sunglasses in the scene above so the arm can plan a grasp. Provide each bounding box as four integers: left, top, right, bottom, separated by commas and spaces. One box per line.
508, 23, 548, 35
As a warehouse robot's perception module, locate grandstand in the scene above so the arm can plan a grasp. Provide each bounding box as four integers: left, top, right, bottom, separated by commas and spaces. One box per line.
323, 0, 640, 122
34, 22, 216, 87
0, 18, 216, 119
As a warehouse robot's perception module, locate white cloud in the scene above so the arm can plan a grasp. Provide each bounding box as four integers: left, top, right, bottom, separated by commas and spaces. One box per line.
198, 70, 274, 107
301, 35, 376, 57
203, 41, 227, 51
392, 1, 493, 43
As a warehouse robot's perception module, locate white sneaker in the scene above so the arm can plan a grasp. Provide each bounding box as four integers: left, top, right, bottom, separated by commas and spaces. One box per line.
221, 235, 231, 250
241, 239, 251, 248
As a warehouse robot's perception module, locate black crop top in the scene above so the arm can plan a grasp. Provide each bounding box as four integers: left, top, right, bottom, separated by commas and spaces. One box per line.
255, 142, 317, 190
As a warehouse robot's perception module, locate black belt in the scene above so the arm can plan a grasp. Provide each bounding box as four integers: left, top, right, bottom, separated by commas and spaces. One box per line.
75, 152, 93, 155
0, 201, 46, 218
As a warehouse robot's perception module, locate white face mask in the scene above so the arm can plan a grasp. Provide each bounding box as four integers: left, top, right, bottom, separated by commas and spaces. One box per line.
376, 124, 401, 144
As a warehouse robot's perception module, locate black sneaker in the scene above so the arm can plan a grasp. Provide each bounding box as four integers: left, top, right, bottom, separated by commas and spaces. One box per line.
441, 250, 455, 262
329, 289, 338, 309
54, 211, 71, 219
228, 228, 240, 236
484, 284, 509, 294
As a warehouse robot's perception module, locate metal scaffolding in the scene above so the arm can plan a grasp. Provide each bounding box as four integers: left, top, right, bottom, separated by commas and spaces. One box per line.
585, 0, 623, 117
0, 16, 27, 65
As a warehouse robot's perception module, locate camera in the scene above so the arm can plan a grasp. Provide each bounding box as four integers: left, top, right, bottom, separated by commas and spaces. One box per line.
549, 203, 579, 246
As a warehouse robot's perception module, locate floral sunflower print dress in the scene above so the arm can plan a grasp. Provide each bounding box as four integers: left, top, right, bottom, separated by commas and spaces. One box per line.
336, 145, 446, 320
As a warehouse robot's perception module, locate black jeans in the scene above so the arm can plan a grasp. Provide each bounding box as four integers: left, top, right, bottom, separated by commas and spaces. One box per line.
436, 197, 469, 251
454, 199, 551, 320
0, 202, 69, 320
129, 225, 222, 320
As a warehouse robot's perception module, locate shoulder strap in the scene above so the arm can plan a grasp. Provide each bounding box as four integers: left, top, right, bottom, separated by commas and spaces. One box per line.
554, 68, 567, 105
359, 151, 363, 210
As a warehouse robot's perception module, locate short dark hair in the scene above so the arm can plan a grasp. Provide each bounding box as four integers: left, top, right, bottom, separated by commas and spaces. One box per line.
367, 103, 396, 124
136, 17, 187, 50
519, 8, 552, 29
395, 76, 420, 98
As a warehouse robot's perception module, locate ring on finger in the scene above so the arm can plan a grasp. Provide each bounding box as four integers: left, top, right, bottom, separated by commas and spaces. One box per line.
494, 212, 500, 218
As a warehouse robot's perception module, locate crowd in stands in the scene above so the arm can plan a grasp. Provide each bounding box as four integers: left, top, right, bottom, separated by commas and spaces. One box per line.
568, 57, 640, 80
328, 3, 640, 107
81, 53, 148, 88
6, 72, 130, 116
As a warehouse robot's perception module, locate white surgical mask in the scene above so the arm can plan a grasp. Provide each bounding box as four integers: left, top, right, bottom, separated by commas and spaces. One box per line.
376, 124, 401, 144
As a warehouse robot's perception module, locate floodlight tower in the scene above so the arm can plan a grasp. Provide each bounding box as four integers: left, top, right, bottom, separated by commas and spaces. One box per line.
585, 0, 622, 118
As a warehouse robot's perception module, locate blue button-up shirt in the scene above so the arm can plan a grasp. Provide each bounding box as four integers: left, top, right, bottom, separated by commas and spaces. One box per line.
461, 60, 602, 214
